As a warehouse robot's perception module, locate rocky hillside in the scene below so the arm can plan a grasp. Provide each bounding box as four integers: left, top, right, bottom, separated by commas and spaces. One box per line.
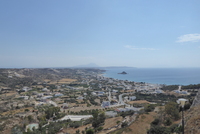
185, 90, 200, 134
191, 90, 200, 107
0, 68, 69, 88
0, 68, 102, 89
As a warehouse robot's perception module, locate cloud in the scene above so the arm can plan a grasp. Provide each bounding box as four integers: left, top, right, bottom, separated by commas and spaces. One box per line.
125, 45, 157, 50
176, 34, 200, 43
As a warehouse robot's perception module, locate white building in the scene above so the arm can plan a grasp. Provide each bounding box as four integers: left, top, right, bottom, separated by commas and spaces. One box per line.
19, 96, 29, 100
42, 88, 50, 92
60, 115, 93, 121
102, 101, 110, 108
54, 93, 63, 97
105, 111, 118, 117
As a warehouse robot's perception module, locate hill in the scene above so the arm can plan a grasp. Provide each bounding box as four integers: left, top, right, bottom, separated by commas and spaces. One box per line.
185, 90, 200, 134
0, 68, 102, 88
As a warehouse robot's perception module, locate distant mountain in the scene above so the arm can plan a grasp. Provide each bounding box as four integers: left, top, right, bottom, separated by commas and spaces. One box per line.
73, 63, 100, 68
102, 66, 136, 68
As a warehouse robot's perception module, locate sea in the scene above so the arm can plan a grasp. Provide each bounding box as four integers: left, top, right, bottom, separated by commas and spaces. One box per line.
102, 67, 200, 85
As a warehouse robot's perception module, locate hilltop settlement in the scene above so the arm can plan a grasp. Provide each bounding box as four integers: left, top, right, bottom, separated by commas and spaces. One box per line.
0, 68, 200, 134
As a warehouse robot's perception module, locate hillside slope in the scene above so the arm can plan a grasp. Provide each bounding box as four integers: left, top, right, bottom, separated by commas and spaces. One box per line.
185, 90, 200, 134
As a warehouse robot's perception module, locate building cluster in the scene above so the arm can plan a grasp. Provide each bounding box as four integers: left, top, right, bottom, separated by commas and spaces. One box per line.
1, 68, 189, 134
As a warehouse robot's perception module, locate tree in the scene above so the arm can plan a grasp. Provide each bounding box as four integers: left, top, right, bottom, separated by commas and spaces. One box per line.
82, 130, 85, 134
92, 111, 105, 129
151, 118, 160, 126
76, 129, 80, 134
116, 121, 120, 124
164, 118, 172, 126
98, 112, 106, 124
184, 102, 191, 110
11, 126, 23, 134
25, 109, 29, 112
27, 115, 33, 123
121, 121, 128, 128
165, 101, 180, 120
144, 104, 156, 113
86, 129, 94, 134
45, 106, 60, 119
147, 126, 170, 134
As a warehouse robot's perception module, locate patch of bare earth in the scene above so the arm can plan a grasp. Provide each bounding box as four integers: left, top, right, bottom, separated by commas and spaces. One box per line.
104, 116, 123, 129
1, 107, 33, 116
1, 117, 22, 134
125, 112, 156, 134
98, 116, 123, 134
63, 124, 91, 134
128, 100, 150, 104
48, 78, 77, 84
3, 91, 17, 97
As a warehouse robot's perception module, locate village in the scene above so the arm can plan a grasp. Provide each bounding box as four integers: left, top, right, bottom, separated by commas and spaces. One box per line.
0, 68, 196, 134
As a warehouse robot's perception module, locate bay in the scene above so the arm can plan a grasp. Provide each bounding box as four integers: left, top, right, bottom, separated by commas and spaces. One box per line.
103, 67, 200, 85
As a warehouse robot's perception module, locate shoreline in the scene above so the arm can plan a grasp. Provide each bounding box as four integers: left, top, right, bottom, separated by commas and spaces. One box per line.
101, 68, 200, 86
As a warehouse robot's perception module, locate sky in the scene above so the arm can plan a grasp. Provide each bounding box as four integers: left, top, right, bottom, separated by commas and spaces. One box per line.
0, 0, 200, 68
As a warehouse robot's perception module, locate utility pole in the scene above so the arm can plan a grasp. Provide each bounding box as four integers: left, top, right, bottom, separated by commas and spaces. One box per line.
182, 107, 184, 134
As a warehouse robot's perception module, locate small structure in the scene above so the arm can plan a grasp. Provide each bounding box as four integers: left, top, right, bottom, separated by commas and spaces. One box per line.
95, 91, 105, 97
112, 90, 118, 93
115, 107, 143, 112
102, 101, 110, 108
83, 93, 87, 96
26, 123, 39, 132
173, 90, 188, 95
77, 96, 84, 100
180, 91, 188, 95
62, 103, 68, 109
91, 92, 97, 96
37, 93, 44, 97
105, 111, 117, 117
21, 87, 31, 92
155, 90, 163, 94
47, 100, 58, 107
19, 96, 29, 100
129, 96, 136, 101
54, 93, 64, 97
41, 96, 53, 100
60, 115, 93, 121
42, 88, 49, 92
115, 108, 127, 112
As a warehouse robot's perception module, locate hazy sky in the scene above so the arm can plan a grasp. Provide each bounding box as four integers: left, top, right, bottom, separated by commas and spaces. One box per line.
0, 0, 200, 68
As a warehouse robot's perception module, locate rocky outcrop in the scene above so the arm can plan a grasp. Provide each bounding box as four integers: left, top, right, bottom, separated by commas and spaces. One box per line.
118, 71, 127, 74
185, 106, 200, 134
191, 90, 200, 107
185, 90, 200, 134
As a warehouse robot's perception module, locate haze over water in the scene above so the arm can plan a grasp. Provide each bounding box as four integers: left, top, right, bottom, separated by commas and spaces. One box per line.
103, 67, 200, 85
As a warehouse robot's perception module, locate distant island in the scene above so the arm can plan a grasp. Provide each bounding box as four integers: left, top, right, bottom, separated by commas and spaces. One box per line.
118, 71, 127, 74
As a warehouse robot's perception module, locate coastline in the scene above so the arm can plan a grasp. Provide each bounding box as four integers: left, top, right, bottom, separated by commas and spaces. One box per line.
102, 68, 200, 85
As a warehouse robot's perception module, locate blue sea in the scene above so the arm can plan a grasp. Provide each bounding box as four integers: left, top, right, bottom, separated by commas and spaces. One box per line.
103, 67, 200, 85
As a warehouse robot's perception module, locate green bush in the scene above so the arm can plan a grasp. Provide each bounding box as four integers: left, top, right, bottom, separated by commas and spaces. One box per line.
97, 126, 103, 131
165, 101, 180, 120
144, 104, 156, 113
86, 129, 94, 134
69, 122, 81, 128
164, 118, 172, 126
120, 111, 134, 118
151, 118, 160, 126
121, 121, 128, 128
147, 126, 170, 134
25, 109, 29, 112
